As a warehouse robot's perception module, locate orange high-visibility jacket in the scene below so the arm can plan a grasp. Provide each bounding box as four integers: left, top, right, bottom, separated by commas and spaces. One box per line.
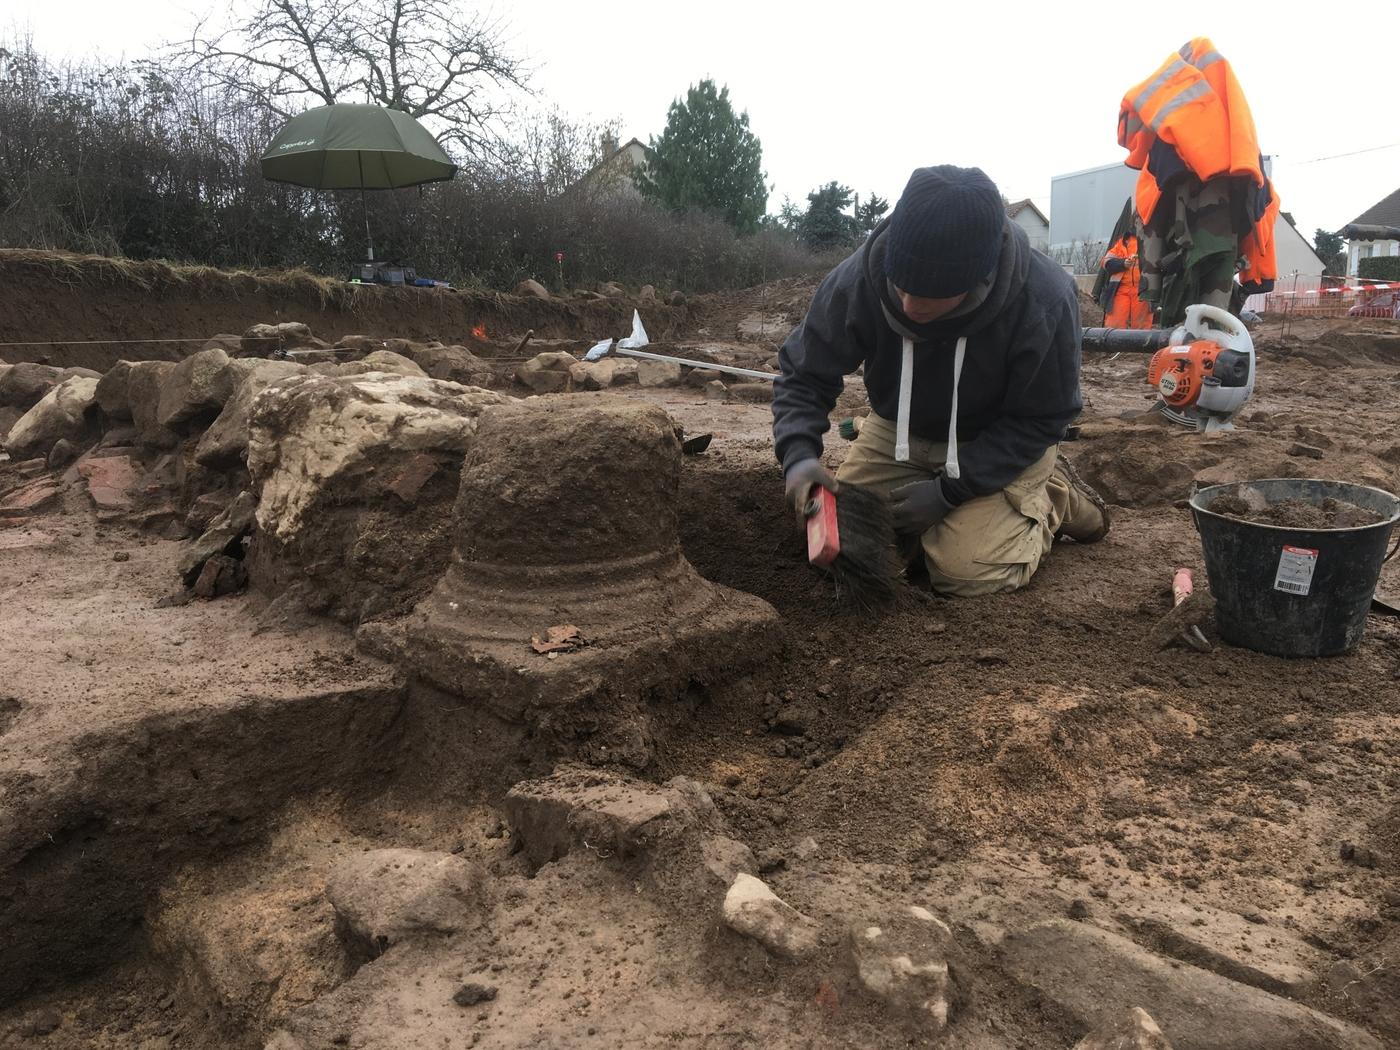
1117, 37, 1278, 289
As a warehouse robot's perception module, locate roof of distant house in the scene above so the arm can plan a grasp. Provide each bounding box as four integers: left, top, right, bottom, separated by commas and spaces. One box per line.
576, 137, 649, 190
1347, 187, 1400, 228
1005, 198, 1049, 226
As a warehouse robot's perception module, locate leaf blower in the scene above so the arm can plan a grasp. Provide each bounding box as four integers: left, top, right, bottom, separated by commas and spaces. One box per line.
1081, 304, 1256, 432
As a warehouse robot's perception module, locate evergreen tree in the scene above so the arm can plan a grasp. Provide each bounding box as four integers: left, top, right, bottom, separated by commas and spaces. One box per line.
1314, 228, 1346, 276
799, 182, 859, 250
636, 79, 767, 234
855, 192, 889, 232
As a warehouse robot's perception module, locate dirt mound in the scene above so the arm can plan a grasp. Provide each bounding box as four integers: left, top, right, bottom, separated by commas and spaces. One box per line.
1078, 285, 1105, 326
1073, 424, 1224, 507
1072, 415, 1400, 510
362, 395, 780, 766
1252, 318, 1400, 368
0, 250, 693, 372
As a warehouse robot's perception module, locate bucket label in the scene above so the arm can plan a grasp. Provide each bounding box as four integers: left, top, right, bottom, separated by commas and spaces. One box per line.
1274, 545, 1319, 596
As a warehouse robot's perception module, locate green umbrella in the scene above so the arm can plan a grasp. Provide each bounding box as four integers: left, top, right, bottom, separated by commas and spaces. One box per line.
261, 103, 457, 262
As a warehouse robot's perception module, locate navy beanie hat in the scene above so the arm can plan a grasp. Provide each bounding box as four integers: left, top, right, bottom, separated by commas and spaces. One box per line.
884, 166, 1005, 299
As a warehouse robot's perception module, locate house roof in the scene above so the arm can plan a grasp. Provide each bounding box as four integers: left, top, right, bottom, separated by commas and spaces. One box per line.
1277, 211, 1325, 270
1006, 198, 1049, 226
577, 137, 648, 189
1347, 187, 1400, 228
598, 137, 647, 169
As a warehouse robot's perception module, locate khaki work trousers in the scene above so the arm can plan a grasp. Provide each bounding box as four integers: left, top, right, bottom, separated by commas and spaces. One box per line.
836, 413, 1071, 597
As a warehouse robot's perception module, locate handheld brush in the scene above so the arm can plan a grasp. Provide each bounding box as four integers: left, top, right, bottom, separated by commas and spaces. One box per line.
805, 485, 902, 605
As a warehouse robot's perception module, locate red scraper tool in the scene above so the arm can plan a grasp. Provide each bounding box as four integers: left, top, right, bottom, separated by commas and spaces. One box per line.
805, 487, 840, 567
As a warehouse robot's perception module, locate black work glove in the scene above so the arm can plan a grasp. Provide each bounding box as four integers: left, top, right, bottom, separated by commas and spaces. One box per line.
784, 458, 838, 523
889, 477, 955, 535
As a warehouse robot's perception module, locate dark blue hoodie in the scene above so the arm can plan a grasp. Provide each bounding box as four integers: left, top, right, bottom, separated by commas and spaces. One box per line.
771, 217, 1082, 507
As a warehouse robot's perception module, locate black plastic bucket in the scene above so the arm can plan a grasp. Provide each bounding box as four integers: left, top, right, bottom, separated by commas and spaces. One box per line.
1190, 479, 1400, 657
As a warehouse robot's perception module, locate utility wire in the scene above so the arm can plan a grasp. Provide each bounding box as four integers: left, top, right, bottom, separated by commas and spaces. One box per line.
1296, 141, 1400, 165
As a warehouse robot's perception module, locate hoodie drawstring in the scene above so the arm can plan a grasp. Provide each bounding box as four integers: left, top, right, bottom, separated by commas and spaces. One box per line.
894, 335, 967, 480
945, 336, 966, 479
895, 338, 914, 462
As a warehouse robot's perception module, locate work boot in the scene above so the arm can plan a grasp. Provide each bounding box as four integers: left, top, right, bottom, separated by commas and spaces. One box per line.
1053, 454, 1110, 543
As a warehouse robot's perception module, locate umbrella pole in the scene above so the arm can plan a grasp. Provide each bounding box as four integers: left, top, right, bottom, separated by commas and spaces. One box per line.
358, 153, 374, 262
361, 187, 375, 262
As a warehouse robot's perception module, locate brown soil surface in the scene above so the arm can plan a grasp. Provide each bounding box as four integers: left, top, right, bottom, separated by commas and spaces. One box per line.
0, 250, 695, 372
1209, 495, 1385, 530
4, 277, 1400, 1049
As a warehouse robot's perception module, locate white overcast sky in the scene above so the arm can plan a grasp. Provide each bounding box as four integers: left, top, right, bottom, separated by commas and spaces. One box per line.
10, 2, 1400, 240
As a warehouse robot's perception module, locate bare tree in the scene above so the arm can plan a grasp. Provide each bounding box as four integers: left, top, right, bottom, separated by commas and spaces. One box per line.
1048, 237, 1107, 275
176, 0, 528, 156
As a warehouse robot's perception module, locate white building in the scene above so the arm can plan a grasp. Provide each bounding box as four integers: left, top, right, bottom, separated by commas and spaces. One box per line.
1005, 199, 1049, 253
1048, 161, 1139, 261
1340, 188, 1400, 276
1272, 214, 1325, 278
577, 137, 650, 197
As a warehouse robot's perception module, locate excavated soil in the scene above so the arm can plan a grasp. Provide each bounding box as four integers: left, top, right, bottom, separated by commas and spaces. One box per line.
3, 282, 1400, 1049
0, 250, 694, 372
1208, 495, 1386, 530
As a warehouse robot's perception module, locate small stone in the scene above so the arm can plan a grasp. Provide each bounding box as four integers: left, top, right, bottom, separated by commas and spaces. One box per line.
703, 380, 728, 400
973, 648, 1008, 666
177, 491, 255, 585
516, 352, 577, 394
452, 983, 497, 1007
773, 703, 815, 736
155, 347, 238, 430
192, 554, 247, 600
669, 290, 686, 307
515, 279, 550, 301
1285, 442, 1325, 460
326, 848, 483, 956
113, 551, 130, 563
1071, 1006, 1173, 1050
503, 767, 717, 866
700, 835, 757, 885
848, 905, 963, 1032
722, 874, 820, 959
726, 382, 773, 403
47, 438, 78, 469
0, 477, 61, 518
1068, 898, 1091, 920
792, 837, 820, 861
756, 848, 786, 874
1292, 425, 1333, 450
4, 376, 99, 460
637, 360, 683, 388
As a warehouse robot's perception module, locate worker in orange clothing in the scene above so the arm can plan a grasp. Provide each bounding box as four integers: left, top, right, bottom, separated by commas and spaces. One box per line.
1099, 232, 1153, 329
1092, 199, 1154, 328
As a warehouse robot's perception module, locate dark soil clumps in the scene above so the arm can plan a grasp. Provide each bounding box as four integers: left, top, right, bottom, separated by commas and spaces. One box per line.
1209, 494, 1384, 529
